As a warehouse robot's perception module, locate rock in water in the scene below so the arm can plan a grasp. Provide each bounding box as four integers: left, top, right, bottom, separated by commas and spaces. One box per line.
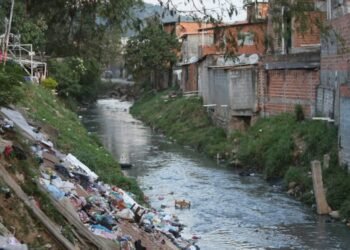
329, 210, 340, 219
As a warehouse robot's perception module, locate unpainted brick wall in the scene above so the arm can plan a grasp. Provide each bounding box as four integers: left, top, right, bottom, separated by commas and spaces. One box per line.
292, 12, 323, 48
264, 69, 319, 117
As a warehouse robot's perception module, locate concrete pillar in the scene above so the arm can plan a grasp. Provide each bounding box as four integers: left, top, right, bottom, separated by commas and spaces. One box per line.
311, 160, 331, 215
323, 154, 330, 169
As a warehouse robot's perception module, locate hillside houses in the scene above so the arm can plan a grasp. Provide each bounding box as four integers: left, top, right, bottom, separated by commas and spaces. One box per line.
163, 0, 350, 169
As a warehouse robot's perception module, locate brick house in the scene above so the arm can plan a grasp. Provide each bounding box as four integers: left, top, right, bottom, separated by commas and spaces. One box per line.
318, 0, 350, 168
262, 0, 326, 117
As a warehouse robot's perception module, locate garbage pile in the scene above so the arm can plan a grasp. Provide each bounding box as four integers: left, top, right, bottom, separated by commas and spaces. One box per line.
34, 143, 199, 249
0, 108, 200, 250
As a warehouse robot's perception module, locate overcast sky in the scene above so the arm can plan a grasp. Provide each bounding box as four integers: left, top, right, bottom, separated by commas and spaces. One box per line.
143, 0, 247, 22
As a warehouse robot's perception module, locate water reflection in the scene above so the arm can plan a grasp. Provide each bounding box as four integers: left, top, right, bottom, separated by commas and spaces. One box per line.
83, 99, 150, 164
81, 99, 350, 250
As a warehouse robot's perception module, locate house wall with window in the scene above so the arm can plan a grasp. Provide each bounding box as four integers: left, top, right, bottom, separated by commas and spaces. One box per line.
211, 22, 267, 56
181, 33, 214, 61
266, 0, 325, 54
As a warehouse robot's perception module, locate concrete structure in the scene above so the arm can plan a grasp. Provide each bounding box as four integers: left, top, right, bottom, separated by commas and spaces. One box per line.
311, 160, 332, 215
318, 0, 350, 168
194, 1, 268, 131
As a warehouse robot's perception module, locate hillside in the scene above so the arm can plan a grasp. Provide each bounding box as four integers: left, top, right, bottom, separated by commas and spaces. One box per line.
0, 85, 185, 249
124, 2, 193, 36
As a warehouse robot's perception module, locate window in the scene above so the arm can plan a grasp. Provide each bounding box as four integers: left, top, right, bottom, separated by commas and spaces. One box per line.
237, 32, 255, 46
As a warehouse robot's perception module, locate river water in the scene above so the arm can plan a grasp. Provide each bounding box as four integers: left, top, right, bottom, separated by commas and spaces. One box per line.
81, 99, 350, 250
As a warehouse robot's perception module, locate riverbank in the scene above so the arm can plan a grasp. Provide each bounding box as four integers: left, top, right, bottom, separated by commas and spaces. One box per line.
21, 85, 144, 201
0, 85, 195, 249
130, 89, 350, 223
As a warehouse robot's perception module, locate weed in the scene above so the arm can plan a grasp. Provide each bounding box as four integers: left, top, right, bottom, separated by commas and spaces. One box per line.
340, 198, 350, 220
284, 166, 312, 189
294, 104, 305, 122
324, 167, 350, 210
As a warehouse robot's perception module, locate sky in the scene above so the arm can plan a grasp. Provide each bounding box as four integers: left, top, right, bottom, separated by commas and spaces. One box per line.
143, 0, 247, 23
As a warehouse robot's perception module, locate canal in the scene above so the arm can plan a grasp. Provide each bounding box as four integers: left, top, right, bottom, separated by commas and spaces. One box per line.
81, 98, 350, 250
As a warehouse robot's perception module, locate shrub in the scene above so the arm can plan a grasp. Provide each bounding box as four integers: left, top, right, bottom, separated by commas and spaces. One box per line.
295, 104, 305, 122
284, 166, 311, 189
41, 77, 58, 89
340, 198, 350, 219
284, 166, 304, 184
0, 63, 24, 106
264, 136, 293, 179
325, 168, 350, 209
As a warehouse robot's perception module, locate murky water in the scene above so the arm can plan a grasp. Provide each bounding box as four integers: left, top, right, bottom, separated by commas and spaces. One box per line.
81, 99, 350, 250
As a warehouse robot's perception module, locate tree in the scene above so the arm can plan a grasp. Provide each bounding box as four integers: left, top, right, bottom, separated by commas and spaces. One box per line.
25, 0, 141, 61
0, 63, 24, 106
125, 19, 179, 89
0, 0, 47, 52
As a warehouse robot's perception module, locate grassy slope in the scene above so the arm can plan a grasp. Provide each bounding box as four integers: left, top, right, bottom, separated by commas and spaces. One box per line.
19, 85, 143, 201
131, 90, 350, 219
131, 91, 231, 158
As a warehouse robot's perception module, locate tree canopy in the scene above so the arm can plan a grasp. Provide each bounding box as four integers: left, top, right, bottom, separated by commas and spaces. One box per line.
125, 20, 179, 85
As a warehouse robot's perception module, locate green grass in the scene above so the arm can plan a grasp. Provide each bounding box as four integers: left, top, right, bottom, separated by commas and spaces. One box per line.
19, 85, 143, 202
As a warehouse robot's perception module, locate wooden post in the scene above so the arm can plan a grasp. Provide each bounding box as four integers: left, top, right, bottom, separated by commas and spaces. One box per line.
311, 160, 331, 214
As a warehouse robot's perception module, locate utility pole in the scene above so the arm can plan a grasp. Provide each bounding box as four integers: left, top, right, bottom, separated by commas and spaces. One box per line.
3, 0, 15, 66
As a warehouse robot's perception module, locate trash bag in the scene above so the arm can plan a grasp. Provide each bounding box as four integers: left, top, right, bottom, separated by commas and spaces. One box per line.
116, 208, 134, 220
134, 239, 146, 250
99, 215, 116, 230
55, 163, 70, 178
45, 184, 65, 200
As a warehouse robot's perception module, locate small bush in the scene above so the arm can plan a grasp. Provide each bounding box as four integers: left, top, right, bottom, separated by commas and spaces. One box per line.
284, 166, 311, 189
41, 77, 58, 89
285, 166, 304, 184
0, 63, 24, 106
325, 168, 350, 209
295, 104, 305, 122
264, 136, 293, 178
340, 199, 350, 219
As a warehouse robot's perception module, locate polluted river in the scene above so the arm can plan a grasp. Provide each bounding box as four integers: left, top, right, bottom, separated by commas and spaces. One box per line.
81, 98, 350, 250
